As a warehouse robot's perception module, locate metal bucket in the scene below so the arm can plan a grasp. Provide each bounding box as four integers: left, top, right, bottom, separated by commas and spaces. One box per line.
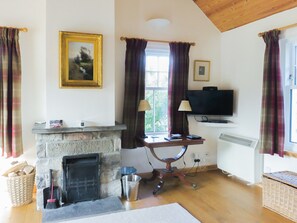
122, 174, 141, 201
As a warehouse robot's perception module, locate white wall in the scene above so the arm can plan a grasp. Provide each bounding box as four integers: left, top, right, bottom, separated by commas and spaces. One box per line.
0, 0, 46, 164
115, 0, 222, 173
3, 0, 296, 174
46, 0, 115, 127
1, 0, 116, 165
221, 7, 297, 173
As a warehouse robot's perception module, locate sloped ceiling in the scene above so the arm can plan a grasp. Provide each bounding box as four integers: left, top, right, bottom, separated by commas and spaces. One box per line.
193, 0, 297, 32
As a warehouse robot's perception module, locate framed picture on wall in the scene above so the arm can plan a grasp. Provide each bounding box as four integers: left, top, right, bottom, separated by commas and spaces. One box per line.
59, 31, 103, 88
193, 60, 210, 81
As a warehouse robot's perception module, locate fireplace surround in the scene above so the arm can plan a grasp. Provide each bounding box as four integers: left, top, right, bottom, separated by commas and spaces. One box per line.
32, 123, 126, 210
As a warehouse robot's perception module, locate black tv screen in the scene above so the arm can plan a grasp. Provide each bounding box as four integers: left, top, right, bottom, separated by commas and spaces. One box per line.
186, 90, 233, 116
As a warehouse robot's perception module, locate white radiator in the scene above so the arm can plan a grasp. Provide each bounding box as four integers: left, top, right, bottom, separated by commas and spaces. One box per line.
217, 133, 263, 184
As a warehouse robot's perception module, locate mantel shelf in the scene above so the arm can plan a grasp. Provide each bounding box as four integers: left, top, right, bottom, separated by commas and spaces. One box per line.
197, 122, 238, 128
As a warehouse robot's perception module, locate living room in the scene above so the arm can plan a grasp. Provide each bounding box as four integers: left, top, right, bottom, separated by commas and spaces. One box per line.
1, 0, 297, 222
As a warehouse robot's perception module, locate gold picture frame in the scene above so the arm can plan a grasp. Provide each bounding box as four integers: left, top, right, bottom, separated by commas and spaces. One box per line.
194, 60, 210, 81
59, 31, 103, 88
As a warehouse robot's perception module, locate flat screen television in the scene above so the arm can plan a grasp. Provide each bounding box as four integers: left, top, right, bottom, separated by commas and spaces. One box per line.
186, 90, 233, 116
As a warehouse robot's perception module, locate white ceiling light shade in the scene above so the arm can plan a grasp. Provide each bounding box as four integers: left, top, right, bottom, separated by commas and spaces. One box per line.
146, 18, 171, 27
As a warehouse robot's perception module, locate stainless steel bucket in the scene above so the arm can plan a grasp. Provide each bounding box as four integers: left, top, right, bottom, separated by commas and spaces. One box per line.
122, 174, 141, 201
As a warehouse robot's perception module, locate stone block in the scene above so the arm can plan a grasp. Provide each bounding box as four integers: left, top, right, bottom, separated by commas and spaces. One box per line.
101, 167, 121, 184
101, 152, 121, 167
36, 143, 46, 158
36, 174, 47, 189
36, 189, 44, 210
113, 138, 121, 151
46, 140, 116, 158
36, 133, 63, 143
100, 180, 121, 198
36, 157, 63, 175
100, 131, 122, 139
63, 133, 93, 141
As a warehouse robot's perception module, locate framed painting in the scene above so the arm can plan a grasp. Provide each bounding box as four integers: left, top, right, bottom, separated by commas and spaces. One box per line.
194, 60, 210, 81
59, 31, 103, 88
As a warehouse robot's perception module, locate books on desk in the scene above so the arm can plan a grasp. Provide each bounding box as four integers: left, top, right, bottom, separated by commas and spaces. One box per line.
164, 134, 202, 141
164, 134, 182, 141
164, 137, 183, 141
186, 134, 202, 140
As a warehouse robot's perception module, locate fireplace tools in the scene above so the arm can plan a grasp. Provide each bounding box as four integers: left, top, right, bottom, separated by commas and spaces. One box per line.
45, 169, 59, 209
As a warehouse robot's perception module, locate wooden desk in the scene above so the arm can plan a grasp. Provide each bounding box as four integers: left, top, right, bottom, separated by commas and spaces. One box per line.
138, 136, 205, 194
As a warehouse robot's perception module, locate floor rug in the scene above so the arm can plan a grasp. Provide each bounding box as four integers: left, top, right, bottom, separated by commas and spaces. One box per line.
42, 196, 125, 222
60, 203, 201, 223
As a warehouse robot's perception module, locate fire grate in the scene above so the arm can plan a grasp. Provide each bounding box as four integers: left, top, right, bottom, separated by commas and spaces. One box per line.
63, 153, 100, 204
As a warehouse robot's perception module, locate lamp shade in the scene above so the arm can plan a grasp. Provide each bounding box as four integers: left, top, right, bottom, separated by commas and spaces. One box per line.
138, 100, 151, 112
178, 100, 192, 112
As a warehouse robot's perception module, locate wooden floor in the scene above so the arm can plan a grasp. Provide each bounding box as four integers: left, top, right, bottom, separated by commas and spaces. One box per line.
0, 170, 294, 223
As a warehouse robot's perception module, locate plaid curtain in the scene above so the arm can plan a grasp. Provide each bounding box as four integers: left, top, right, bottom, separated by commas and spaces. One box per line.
0, 28, 23, 158
121, 38, 147, 149
260, 29, 284, 157
168, 42, 191, 136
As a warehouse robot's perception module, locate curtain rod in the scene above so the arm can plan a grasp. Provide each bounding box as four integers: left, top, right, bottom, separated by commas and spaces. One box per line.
120, 36, 196, 46
0, 26, 28, 32
258, 22, 297, 37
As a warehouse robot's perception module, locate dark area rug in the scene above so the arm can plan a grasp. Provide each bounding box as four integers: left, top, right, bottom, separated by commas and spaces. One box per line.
42, 196, 125, 222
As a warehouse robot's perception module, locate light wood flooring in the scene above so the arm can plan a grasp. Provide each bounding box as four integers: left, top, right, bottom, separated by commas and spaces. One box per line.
0, 170, 294, 223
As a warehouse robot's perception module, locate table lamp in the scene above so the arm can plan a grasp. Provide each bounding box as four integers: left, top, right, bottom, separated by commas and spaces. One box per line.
178, 100, 192, 112
138, 99, 151, 112
178, 100, 192, 137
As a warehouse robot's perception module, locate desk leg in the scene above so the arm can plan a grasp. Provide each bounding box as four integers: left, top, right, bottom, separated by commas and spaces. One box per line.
143, 169, 159, 183
153, 179, 164, 195
174, 171, 197, 189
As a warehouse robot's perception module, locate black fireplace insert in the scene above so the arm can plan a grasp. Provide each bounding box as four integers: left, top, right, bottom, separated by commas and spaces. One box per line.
62, 153, 100, 204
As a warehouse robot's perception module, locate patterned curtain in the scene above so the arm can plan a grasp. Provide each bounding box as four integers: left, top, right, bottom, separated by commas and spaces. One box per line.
168, 42, 191, 136
0, 28, 23, 157
121, 38, 147, 149
260, 29, 284, 157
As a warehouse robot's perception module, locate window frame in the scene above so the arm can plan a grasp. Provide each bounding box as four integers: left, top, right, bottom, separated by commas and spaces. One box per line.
281, 39, 297, 152
144, 42, 170, 136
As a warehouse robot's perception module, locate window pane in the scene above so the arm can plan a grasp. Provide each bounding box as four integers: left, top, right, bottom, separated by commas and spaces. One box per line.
159, 57, 169, 72
158, 72, 168, 87
290, 89, 297, 143
145, 90, 154, 132
154, 90, 168, 132
146, 72, 158, 87
146, 56, 158, 71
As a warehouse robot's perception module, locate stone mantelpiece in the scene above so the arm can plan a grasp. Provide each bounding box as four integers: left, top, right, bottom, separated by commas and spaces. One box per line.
32, 123, 126, 210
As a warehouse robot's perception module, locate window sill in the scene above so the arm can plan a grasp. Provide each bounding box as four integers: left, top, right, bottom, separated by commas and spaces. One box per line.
284, 151, 297, 158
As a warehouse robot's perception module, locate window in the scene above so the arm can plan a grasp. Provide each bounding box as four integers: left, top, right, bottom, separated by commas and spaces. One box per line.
144, 43, 169, 134
281, 39, 297, 151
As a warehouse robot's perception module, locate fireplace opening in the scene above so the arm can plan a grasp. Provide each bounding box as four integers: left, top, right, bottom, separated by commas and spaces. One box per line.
62, 153, 100, 204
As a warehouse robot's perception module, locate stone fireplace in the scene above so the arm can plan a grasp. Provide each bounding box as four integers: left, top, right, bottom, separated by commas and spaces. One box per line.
32, 123, 126, 210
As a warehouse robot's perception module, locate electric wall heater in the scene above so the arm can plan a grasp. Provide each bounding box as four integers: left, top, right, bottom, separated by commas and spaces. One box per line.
217, 133, 263, 184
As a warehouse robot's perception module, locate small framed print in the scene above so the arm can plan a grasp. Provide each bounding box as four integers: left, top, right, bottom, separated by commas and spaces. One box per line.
194, 60, 210, 81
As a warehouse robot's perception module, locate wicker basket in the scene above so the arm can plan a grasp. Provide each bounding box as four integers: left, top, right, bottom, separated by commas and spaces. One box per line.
263, 171, 297, 223
6, 171, 35, 207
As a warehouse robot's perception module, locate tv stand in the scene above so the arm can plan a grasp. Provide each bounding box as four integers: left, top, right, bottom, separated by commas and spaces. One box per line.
198, 121, 237, 128
205, 119, 228, 124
